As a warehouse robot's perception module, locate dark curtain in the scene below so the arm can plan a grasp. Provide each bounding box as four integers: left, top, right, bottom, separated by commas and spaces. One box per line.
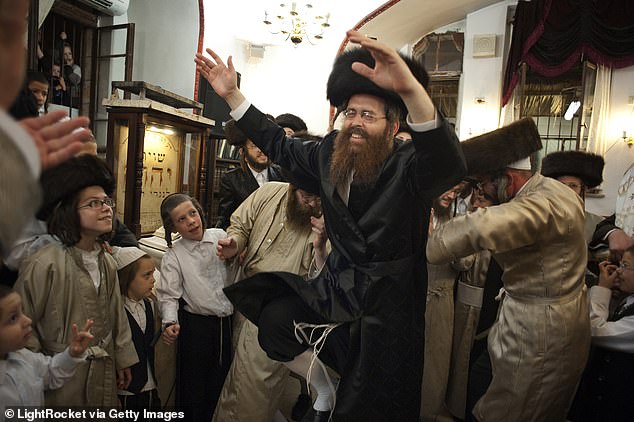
502, 0, 634, 105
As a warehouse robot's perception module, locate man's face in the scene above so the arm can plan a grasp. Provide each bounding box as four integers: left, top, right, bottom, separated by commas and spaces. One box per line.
342, 94, 389, 154
475, 175, 501, 206
557, 175, 583, 197
0, 0, 29, 109
436, 184, 462, 210
283, 127, 295, 136
330, 94, 395, 186
28, 80, 48, 108
243, 139, 269, 172
286, 186, 321, 229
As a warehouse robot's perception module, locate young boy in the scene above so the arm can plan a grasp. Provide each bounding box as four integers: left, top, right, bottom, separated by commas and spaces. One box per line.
569, 245, 634, 422
157, 193, 233, 422
0, 285, 93, 417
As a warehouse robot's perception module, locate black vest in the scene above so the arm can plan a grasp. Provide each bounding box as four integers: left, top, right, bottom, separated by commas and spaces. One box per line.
124, 299, 156, 394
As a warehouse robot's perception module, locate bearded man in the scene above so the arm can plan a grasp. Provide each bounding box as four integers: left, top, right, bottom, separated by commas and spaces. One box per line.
215, 119, 284, 230
427, 118, 591, 422
212, 177, 326, 422
196, 31, 465, 422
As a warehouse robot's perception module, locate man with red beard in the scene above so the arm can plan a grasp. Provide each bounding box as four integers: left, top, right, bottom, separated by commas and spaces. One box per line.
215, 119, 284, 230
195, 31, 466, 422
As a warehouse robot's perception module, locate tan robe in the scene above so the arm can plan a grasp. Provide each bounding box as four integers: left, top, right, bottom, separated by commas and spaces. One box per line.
213, 182, 316, 422
420, 261, 457, 422
427, 174, 591, 422
15, 243, 138, 407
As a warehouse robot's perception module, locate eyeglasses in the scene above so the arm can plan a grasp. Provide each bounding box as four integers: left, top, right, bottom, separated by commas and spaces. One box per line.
342, 109, 386, 124
78, 198, 115, 210
563, 182, 582, 190
619, 262, 634, 271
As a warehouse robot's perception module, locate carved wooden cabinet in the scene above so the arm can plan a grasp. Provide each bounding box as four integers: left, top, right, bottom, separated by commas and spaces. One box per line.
104, 81, 215, 237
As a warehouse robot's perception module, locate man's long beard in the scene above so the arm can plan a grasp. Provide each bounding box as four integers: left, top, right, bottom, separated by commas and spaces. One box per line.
330, 125, 394, 187
244, 151, 269, 172
432, 198, 453, 220
285, 188, 321, 230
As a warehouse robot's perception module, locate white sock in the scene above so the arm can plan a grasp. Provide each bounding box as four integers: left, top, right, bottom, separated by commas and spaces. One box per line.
284, 350, 335, 412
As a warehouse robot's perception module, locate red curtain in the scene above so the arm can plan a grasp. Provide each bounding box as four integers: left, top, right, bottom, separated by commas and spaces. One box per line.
502, 0, 634, 106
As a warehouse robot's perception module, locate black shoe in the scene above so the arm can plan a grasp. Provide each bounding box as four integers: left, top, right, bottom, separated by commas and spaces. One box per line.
291, 393, 312, 421
301, 408, 331, 422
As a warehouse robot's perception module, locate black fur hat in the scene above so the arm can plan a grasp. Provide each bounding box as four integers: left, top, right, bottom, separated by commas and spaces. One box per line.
224, 119, 248, 147
326, 48, 429, 116
37, 155, 115, 220
460, 118, 543, 176
275, 113, 307, 133
541, 150, 604, 188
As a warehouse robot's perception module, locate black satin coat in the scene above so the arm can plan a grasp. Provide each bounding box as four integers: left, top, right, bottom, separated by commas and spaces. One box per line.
215, 163, 284, 230
224, 105, 466, 421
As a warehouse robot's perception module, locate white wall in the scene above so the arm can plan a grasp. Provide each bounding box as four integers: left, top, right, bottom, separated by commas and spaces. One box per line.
585, 66, 634, 216
456, 1, 512, 140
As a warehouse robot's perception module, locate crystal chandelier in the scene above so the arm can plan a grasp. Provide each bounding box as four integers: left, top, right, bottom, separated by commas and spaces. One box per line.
263, 2, 331, 46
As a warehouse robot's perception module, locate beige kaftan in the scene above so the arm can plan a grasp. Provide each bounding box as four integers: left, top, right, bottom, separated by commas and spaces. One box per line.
15, 243, 138, 407
427, 174, 591, 422
212, 182, 316, 422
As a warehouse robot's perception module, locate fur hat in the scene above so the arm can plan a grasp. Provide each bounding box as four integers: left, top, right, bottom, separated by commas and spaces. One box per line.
541, 150, 604, 188
326, 48, 429, 116
224, 119, 248, 147
460, 118, 543, 176
37, 154, 115, 220
275, 113, 307, 133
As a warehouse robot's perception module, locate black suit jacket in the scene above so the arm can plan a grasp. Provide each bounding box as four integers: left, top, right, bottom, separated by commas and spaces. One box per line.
215, 164, 284, 230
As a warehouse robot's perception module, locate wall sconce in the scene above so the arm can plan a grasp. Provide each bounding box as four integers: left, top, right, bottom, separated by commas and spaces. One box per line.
564, 100, 581, 120
623, 131, 634, 147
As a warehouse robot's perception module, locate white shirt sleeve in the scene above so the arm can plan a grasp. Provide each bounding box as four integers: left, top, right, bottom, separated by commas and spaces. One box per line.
588, 286, 634, 353
30, 348, 84, 391
230, 100, 251, 121
157, 250, 184, 325
407, 112, 440, 133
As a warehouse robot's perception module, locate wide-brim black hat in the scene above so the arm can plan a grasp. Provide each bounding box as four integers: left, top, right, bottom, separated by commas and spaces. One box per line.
541, 150, 604, 188
460, 117, 543, 176
37, 154, 115, 220
275, 113, 307, 133
326, 48, 429, 116
224, 119, 248, 147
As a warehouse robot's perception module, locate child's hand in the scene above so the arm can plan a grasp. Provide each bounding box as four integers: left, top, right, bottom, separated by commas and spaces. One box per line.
217, 237, 238, 260
598, 260, 619, 289
162, 323, 180, 345
69, 319, 94, 358
117, 367, 132, 390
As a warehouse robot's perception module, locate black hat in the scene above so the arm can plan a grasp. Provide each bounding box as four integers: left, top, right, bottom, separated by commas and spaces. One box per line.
37, 155, 115, 220
541, 150, 604, 188
275, 113, 307, 133
326, 48, 429, 116
224, 119, 248, 147
460, 118, 543, 176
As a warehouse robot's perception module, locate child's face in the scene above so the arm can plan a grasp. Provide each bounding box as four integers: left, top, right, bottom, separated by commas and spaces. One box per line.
77, 186, 113, 237
28, 80, 48, 108
52, 64, 61, 78
128, 258, 156, 301
170, 200, 204, 241
0, 292, 32, 358
617, 251, 634, 293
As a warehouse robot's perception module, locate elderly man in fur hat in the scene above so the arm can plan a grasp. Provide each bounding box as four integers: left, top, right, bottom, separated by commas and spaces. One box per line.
427, 118, 591, 422
195, 31, 465, 421
215, 119, 284, 230
541, 150, 605, 242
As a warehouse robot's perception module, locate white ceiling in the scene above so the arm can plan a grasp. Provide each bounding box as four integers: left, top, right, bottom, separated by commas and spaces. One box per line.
357, 0, 505, 48
234, 0, 505, 50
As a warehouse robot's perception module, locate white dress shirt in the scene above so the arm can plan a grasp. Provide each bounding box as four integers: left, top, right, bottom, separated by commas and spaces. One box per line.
157, 228, 233, 324
589, 286, 634, 353
0, 348, 83, 418
249, 166, 268, 187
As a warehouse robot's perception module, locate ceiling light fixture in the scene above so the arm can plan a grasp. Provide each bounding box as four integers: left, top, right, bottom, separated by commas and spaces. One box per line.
263, 2, 331, 46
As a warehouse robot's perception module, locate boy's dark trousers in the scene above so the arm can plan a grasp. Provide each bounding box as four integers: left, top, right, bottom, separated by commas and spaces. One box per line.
176, 310, 232, 422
